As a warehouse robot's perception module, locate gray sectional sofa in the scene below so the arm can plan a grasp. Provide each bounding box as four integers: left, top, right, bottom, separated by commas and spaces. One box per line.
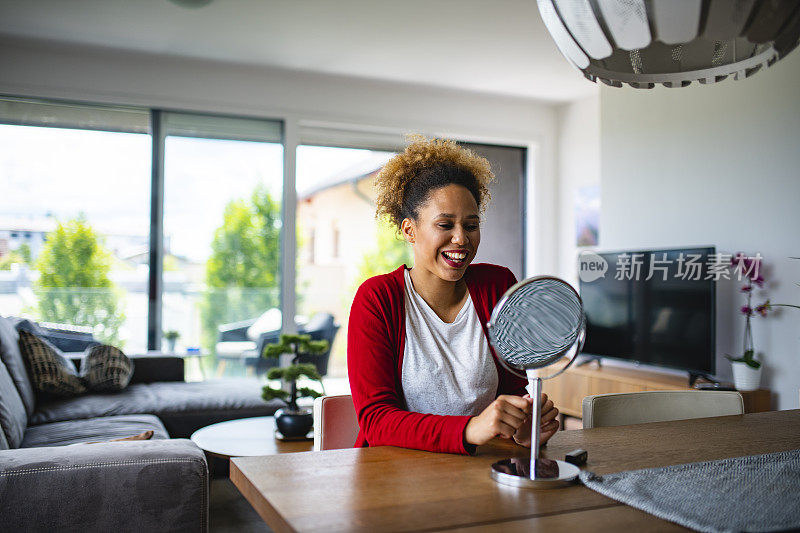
0, 315, 284, 532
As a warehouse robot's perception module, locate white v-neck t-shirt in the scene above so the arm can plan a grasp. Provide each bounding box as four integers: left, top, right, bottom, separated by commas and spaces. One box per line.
400, 268, 499, 417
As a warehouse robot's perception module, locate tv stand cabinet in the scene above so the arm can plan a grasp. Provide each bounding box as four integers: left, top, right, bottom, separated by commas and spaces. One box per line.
544, 362, 771, 419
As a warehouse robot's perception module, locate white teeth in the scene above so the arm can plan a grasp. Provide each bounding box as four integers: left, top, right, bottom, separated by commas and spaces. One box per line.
443, 251, 467, 261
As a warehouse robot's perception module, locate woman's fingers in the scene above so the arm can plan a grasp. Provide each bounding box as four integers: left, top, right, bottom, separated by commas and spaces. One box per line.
501, 395, 558, 424
524, 393, 554, 411
494, 396, 530, 424
484, 395, 561, 442
492, 419, 519, 438
499, 410, 529, 430
540, 419, 560, 436
498, 394, 532, 414
541, 419, 559, 431
540, 404, 559, 424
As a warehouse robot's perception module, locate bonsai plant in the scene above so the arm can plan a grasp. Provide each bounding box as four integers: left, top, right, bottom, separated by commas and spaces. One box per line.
261, 333, 328, 439
163, 330, 180, 352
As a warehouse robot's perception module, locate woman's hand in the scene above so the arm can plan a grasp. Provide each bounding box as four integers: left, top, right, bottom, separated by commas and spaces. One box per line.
464, 395, 532, 446
512, 393, 560, 448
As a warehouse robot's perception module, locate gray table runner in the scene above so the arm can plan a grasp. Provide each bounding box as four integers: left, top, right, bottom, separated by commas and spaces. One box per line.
580, 449, 800, 533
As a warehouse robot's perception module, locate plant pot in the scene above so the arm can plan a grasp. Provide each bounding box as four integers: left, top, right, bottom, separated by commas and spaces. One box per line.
732, 361, 761, 391
274, 408, 313, 439
166, 339, 176, 353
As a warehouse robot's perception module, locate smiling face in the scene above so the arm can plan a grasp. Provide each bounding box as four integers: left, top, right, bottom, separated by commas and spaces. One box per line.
401, 184, 481, 283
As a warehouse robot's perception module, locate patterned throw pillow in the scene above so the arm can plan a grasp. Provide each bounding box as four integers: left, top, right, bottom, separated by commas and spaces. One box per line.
80, 344, 133, 392
17, 330, 88, 397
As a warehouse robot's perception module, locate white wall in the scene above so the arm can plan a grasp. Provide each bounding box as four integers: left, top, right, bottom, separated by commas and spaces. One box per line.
600, 51, 800, 410
0, 37, 559, 275
556, 94, 600, 282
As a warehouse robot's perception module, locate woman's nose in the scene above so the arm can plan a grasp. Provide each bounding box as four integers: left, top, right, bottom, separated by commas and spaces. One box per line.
451, 228, 468, 245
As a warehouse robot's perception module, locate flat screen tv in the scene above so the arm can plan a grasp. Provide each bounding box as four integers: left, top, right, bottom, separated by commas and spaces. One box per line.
578, 247, 716, 378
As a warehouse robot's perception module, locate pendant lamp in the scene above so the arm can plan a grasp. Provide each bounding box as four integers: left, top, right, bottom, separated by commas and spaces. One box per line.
537, 0, 800, 88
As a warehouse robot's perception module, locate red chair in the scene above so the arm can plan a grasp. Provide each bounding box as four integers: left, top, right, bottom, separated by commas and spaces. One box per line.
312, 395, 359, 451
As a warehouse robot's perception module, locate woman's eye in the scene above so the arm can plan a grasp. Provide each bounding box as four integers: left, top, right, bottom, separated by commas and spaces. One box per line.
437, 223, 479, 230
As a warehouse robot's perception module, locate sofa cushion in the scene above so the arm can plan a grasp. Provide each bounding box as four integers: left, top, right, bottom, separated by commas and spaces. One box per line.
0, 317, 35, 416
17, 330, 88, 397
80, 344, 133, 392
20, 414, 169, 448
0, 358, 28, 448
0, 439, 208, 532
29, 379, 285, 438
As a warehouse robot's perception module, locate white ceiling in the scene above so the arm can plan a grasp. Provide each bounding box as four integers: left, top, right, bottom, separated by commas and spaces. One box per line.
0, 0, 597, 102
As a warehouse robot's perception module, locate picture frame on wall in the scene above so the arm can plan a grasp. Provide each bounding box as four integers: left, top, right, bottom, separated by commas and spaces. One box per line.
576, 184, 599, 247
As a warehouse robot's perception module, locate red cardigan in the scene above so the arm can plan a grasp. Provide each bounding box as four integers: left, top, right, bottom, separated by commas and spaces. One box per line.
347, 263, 527, 455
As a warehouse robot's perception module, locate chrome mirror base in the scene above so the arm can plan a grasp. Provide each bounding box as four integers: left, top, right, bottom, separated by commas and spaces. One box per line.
491, 458, 580, 489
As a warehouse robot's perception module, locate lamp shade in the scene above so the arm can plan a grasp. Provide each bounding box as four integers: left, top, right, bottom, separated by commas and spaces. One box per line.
537, 0, 800, 88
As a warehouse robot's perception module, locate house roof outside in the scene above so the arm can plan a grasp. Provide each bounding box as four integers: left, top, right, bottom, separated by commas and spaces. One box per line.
298, 152, 393, 201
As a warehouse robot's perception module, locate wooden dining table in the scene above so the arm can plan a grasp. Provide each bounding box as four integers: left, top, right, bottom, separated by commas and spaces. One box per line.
230, 409, 800, 532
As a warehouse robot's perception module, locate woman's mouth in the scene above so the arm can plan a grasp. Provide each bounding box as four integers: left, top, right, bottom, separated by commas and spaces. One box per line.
441, 250, 469, 268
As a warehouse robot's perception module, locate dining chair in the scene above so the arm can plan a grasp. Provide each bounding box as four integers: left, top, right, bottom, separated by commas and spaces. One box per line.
312, 394, 359, 451
582, 390, 745, 429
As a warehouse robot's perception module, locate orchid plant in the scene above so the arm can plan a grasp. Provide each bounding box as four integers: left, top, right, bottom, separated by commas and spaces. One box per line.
726, 254, 800, 369
726, 253, 769, 369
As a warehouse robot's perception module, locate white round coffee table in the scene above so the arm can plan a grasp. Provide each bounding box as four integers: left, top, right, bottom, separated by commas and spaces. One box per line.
190, 416, 312, 459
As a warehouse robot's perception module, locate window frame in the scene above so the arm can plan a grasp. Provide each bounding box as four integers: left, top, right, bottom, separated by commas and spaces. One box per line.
0, 96, 288, 352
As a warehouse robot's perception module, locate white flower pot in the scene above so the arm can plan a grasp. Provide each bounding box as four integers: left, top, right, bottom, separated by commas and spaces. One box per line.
732, 361, 762, 391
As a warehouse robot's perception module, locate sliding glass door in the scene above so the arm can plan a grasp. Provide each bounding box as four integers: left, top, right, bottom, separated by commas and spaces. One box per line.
0, 98, 151, 352
160, 112, 283, 378
0, 100, 284, 379
295, 144, 403, 378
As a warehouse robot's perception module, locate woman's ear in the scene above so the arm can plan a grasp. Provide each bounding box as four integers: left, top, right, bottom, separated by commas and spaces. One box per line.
401, 218, 415, 244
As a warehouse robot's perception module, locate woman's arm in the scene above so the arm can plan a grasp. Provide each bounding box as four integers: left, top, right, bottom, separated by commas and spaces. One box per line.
347, 281, 474, 454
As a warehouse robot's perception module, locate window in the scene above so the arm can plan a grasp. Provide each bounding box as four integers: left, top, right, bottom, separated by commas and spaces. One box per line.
0, 98, 151, 352
295, 145, 403, 377
161, 112, 283, 378
0, 99, 284, 381
1, 97, 529, 386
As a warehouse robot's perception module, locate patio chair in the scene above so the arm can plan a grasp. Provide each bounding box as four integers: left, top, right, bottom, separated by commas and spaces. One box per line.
247, 312, 340, 378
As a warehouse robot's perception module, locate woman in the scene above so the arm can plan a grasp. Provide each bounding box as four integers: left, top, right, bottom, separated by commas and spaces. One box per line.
347, 136, 560, 455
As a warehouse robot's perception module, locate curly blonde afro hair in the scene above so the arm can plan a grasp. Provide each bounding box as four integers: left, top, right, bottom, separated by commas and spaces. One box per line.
374, 135, 494, 230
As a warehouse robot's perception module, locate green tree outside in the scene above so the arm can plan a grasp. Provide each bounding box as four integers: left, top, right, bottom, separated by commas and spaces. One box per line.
34, 217, 125, 345
18, 243, 32, 264
200, 184, 281, 353
0, 251, 26, 270
0, 243, 32, 270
